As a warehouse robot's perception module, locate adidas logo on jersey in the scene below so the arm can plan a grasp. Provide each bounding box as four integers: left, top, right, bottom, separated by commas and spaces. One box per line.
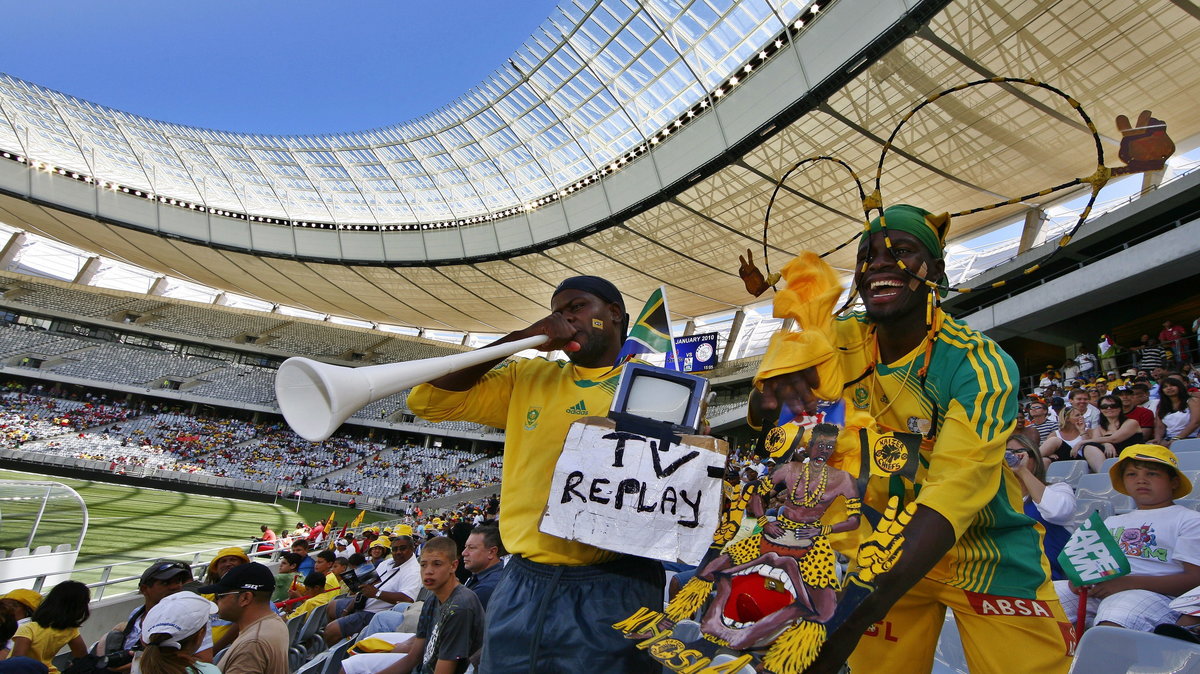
566, 400, 588, 415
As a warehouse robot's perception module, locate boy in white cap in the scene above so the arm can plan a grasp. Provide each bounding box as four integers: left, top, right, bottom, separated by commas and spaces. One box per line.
1055, 444, 1200, 631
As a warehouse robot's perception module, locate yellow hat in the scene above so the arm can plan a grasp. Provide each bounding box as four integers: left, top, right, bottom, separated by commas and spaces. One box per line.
1109, 444, 1192, 499
207, 547, 250, 576
370, 537, 390, 550
350, 637, 401, 654
394, 524, 414, 537
1, 588, 42, 612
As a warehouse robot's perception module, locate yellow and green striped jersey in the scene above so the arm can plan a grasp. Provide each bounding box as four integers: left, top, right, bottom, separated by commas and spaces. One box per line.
832, 310, 1054, 599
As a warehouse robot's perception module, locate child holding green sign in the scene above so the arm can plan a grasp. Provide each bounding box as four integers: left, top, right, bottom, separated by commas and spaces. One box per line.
1055, 445, 1200, 632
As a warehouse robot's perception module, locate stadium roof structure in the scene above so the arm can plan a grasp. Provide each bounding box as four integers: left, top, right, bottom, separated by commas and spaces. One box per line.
0, 0, 1198, 334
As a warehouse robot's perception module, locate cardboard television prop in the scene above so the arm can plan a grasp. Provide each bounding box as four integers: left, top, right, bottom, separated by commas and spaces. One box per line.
609, 361, 710, 433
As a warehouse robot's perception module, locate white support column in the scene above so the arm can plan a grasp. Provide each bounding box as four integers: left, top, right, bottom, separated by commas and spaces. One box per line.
72, 256, 102, 285
721, 309, 745, 363
0, 231, 27, 270
461, 332, 471, 346
683, 320, 696, 336
212, 292, 228, 306
148, 276, 169, 296
1141, 169, 1165, 195
1018, 208, 1045, 254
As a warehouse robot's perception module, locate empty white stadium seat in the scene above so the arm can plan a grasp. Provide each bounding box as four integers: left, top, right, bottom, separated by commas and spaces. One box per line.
1172, 438, 1200, 453
1176, 452, 1200, 472
1075, 473, 1115, 497
1046, 460, 1086, 485
932, 612, 967, 674
1068, 625, 1200, 673
1067, 498, 1115, 531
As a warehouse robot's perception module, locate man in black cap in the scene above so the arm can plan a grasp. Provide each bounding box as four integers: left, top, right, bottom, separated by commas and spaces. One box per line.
99, 560, 213, 664
409, 275, 663, 672
197, 562, 288, 674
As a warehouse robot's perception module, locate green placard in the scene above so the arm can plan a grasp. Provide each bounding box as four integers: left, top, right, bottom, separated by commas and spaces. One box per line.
1058, 511, 1131, 586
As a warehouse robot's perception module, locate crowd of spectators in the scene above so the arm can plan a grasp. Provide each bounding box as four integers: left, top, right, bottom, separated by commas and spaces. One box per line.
201, 431, 384, 485
402, 463, 502, 501
0, 389, 134, 449
1021, 321, 1200, 473
309, 445, 502, 500
1, 382, 504, 503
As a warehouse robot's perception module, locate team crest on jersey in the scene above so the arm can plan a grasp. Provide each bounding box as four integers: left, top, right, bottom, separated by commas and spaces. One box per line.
906, 417, 931, 435
853, 386, 869, 409
765, 425, 787, 454
873, 435, 910, 473
524, 407, 542, 430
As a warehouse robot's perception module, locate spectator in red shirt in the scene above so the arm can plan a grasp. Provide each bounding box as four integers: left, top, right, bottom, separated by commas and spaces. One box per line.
257, 525, 276, 552
1115, 385, 1155, 438
1161, 320, 1191, 365
308, 519, 325, 545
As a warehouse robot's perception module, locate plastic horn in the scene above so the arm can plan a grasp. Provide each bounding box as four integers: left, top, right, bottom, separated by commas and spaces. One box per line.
275, 334, 550, 441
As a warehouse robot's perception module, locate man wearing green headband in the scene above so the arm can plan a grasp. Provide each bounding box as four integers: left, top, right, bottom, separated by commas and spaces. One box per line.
754, 205, 1072, 673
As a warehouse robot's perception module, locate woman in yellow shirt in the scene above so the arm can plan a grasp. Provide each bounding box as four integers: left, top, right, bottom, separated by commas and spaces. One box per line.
8, 580, 89, 674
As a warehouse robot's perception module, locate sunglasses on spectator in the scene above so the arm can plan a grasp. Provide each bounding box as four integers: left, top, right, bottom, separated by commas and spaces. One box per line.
1099, 403, 1120, 409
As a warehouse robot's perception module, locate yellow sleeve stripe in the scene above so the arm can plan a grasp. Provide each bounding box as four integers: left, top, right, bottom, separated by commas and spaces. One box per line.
941, 322, 1013, 440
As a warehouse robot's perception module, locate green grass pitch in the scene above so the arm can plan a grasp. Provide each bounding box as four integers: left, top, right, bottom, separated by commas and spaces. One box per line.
1, 468, 395, 592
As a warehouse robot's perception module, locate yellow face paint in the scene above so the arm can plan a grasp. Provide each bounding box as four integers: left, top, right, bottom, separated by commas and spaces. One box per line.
909, 262, 927, 291
592, 318, 604, 329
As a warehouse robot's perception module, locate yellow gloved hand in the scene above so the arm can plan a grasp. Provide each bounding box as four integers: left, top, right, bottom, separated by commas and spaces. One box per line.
855, 496, 916, 584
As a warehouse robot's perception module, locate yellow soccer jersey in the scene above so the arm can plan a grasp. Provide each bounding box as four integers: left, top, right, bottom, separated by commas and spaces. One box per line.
409, 357, 626, 566
825, 310, 1054, 599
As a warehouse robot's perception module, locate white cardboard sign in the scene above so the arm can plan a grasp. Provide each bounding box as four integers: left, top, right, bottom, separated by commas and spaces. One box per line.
539, 417, 727, 565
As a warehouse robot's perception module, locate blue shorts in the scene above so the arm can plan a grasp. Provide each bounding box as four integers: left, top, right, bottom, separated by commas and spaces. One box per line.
331, 603, 377, 638
479, 554, 664, 674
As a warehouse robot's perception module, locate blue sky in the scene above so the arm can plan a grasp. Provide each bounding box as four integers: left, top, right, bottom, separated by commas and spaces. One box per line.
2, 1, 559, 135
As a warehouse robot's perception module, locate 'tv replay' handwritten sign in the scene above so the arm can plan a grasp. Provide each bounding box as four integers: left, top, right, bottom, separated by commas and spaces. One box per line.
540, 417, 728, 565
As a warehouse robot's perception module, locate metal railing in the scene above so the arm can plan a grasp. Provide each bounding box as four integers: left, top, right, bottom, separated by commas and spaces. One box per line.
4, 519, 409, 600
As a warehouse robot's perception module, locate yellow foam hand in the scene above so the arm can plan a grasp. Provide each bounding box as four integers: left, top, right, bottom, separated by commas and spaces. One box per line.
737, 249, 780, 297
1115, 110, 1174, 172
753, 252, 844, 401
855, 496, 915, 584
